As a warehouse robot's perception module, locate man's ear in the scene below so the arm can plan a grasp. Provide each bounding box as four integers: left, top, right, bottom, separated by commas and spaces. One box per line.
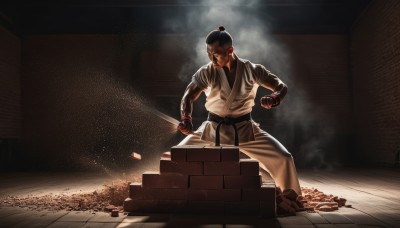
227, 47, 234, 54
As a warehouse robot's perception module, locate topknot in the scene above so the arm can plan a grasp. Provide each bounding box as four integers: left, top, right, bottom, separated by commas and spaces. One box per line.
206, 26, 232, 46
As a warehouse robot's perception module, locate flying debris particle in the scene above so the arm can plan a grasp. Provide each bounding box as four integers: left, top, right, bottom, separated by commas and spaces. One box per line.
129, 152, 142, 160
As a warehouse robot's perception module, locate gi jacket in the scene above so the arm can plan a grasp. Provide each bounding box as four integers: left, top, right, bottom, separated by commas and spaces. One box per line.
191, 54, 281, 145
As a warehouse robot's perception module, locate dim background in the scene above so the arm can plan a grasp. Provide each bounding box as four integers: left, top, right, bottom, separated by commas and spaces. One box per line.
0, 0, 399, 172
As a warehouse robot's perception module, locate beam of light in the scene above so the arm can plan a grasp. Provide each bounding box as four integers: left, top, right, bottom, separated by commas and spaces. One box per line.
124, 98, 180, 126
138, 104, 180, 126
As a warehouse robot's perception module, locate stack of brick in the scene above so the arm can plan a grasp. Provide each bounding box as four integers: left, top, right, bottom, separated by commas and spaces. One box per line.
123, 145, 276, 217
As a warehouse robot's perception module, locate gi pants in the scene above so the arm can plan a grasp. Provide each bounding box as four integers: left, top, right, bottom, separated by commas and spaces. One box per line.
178, 120, 302, 196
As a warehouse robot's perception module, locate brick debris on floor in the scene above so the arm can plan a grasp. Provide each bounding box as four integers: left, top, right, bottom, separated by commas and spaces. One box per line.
0, 146, 349, 217
0, 178, 138, 216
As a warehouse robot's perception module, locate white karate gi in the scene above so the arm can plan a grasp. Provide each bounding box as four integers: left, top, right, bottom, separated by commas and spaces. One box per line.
178, 55, 302, 195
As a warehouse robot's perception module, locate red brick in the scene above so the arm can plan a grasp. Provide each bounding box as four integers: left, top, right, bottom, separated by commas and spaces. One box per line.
162, 151, 171, 158
240, 159, 260, 176
224, 175, 262, 189
224, 201, 260, 215
221, 146, 239, 161
160, 157, 203, 175
203, 161, 240, 175
188, 189, 241, 201
129, 183, 188, 200
170, 146, 187, 162
123, 198, 158, 212
242, 183, 276, 201
129, 182, 142, 191
190, 176, 223, 189
260, 200, 276, 217
142, 171, 188, 188
158, 200, 187, 212
187, 201, 224, 214
186, 146, 220, 161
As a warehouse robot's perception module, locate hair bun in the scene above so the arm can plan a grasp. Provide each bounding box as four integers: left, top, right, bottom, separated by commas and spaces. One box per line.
218, 25, 225, 31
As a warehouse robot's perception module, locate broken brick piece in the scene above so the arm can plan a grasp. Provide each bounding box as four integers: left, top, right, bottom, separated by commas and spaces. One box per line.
224, 175, 262, 189
129, 152, 142, 160
283, 189, 299, 201
338, 198, 347, 207
315, 202, 338, 208
187, 146, 220, 161
160, 157, 203, 175
318, 205, 335, 212
170, 146, 187, 162
188, 189, 241, 201
204, 161, 240, 175
142, 171, 188, 188
111, 209, 119, 217
240, 159, 260, 176
221, 146, 240, 161
190, 176, 223, 189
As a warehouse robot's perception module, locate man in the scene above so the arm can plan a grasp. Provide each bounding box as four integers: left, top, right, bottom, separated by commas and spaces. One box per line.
177, 26, 302, 212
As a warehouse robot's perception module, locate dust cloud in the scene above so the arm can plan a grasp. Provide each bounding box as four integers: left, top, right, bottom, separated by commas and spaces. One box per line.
161, 0, 339, 169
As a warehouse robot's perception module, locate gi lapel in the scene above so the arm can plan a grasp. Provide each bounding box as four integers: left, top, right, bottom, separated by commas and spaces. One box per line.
218, 59, 243, 117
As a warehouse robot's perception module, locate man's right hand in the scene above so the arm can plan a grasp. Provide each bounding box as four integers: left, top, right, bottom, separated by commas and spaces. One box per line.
177, 117, 193, 135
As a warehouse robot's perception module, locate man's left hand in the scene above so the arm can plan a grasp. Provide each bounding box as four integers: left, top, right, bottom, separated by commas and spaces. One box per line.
260, 96, 275, 109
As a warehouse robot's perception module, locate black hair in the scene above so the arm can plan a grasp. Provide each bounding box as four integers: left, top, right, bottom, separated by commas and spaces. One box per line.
206, 25, 233, 46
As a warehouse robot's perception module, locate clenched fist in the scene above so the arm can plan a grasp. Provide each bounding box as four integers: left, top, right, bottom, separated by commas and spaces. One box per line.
177, 117, 193, 135
260, 94, 280, 109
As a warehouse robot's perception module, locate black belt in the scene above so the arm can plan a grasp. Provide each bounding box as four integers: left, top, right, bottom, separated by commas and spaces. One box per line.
207, 112, 252, 146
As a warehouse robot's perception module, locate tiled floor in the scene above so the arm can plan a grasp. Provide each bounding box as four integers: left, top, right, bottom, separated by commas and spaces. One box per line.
0, 167, 399, 227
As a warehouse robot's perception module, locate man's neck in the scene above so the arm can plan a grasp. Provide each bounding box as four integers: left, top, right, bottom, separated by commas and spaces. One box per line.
225, 54, 237, 72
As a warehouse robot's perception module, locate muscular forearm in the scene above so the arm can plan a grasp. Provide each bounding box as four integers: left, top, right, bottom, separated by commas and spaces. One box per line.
271, 83, 288, 102
181, 96, 193, 118
180, 82, 203, 119
259, 71, 288, 107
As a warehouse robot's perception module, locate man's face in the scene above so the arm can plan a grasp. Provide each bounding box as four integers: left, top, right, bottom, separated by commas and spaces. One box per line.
206, 42, 231, 68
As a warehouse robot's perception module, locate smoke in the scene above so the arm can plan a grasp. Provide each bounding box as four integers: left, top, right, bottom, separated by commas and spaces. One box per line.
163, 0, 280, 82
162, 0, 340, 169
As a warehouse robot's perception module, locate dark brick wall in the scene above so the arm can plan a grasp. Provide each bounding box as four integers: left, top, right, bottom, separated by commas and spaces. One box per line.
0, 26, 21, 138
20, 34, 184, 170
279, 34, 352, 133
21, 35, 137, 170
3, 2, 399, 170
276, 35, 353, 167
350, 0, 400, 165
0, 26, 22, 170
